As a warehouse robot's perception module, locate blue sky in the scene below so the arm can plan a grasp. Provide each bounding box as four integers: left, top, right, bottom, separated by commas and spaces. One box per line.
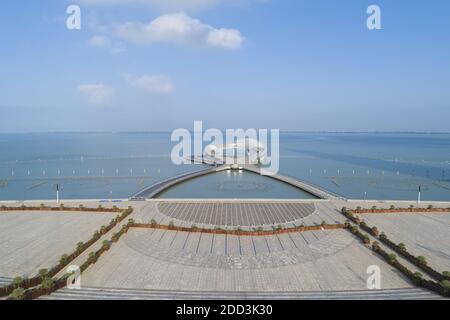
0, 0, 449, 132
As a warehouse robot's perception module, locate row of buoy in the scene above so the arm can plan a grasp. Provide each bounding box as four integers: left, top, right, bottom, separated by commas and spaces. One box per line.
308, 169, 401, 176
8, 168, 156, 177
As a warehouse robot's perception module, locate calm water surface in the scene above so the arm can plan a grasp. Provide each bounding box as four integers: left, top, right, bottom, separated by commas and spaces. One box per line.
0, 133, 449, 201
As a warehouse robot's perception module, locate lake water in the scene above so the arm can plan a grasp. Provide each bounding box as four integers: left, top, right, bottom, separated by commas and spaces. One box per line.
157, 170, 318, 199
0, 132, 449, 201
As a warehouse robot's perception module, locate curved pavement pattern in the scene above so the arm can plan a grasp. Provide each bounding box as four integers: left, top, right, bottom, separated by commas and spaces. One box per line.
122, 228, 352, 269
157, 202, 316, 227
72, 229, 415, 293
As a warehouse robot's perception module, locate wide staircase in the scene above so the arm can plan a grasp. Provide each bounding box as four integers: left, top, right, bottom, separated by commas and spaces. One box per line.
40, 286, 442, 300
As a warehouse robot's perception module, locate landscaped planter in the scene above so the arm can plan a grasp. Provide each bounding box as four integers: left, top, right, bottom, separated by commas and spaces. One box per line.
1, 206, 133, 298
131, 223, 345, 237
352, 208, 450, 214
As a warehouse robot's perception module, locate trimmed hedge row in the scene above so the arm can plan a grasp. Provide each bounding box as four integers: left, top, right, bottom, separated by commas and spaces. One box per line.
342, 207, 450, 282
351, 205, 450, 215
345, 224, 370, 245
341, 207, 361, 225
131, 222, 346, 236
15, 220, 135, 300
379, 233, 449, 282
372, 243, 449, 297
0, 204, 122, 213
1, 206, 133, 298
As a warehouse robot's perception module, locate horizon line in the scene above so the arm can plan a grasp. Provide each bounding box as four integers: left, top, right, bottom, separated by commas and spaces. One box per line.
1, 131, 450, 135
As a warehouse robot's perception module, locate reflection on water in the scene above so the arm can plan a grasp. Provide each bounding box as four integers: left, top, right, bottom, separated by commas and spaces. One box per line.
157, 170, 318, 199
0, 132, 449, 201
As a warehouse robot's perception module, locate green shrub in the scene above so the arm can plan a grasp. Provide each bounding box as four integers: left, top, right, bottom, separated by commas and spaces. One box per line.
100, 225, 107, 234
390, 205, 395, 210
9, 288, 26, 300
38, 268, 48, 280
76, 242, 84, 252
88, 252, 97, 263
150, 219, 157, 226
413, 272, 423, 285
363, 236, 370, 244
40, 278, 55, 290
398, 243, 406, 252
427, 205, 433, 209
59, 254, 69, 265
417, 256, 427, 266
372, 241, 380, 250
341, 207, 347, 213
440, 280, 450, 290
321, 220, 326, 226
371, 206, 377, 211
443, 271, 450, 278
168, 221, 175, 228
371, 227, 379, 236
388, 253, 397, 264
12, 277, 23, 289
102, 240, 111, 249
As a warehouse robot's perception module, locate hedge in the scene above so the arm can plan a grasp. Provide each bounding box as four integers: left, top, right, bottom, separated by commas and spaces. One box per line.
131, 222, 346, 237
350, 207, 450, 215
378, 232, 447, 282
18, 220, 135, 300
1, 206, 133, 298
372, 244, 449, 297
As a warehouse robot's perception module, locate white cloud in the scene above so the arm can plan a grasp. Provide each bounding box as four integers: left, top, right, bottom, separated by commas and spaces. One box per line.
89, 35, 111, 47
88, 35, 126, 55
77, 84, 115, 105
123, 74, 174, 94
114, 12, 245, 49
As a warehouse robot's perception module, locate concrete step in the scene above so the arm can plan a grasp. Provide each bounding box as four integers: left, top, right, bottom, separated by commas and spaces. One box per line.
0, 277, 12, 287
40, 286, 443, 300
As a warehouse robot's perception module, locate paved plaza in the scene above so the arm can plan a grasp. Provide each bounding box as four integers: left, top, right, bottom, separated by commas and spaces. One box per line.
0, 210, 116, 279
80, 228, 412, 292
0, 197, 448, 300
158, 202, 316, 227
363, 212, 450, 273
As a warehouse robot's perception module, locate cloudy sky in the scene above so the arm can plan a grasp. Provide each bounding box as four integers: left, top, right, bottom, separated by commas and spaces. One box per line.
1, 0, 450, 132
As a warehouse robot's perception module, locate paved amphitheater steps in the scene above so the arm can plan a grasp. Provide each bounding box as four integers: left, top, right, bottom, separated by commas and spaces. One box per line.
157, 202, 317, 227
40, 287, 442, 300
0, 277, 12, 287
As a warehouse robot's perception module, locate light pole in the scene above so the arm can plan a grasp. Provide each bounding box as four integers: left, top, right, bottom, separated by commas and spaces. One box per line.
418, 185, 421, 204
56, 184, 60, 203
